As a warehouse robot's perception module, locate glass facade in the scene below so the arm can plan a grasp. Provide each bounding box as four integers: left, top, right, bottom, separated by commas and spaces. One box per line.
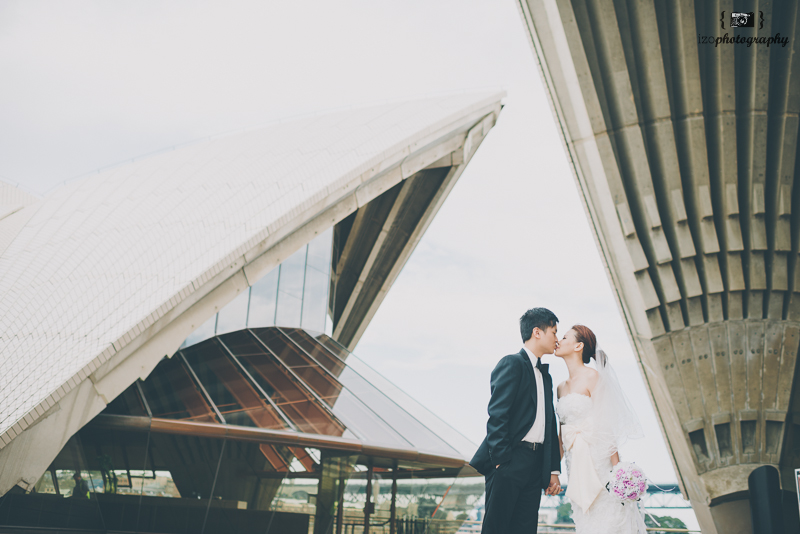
1, 225, 487, 534
130, 328, 467, 458
182, 228, 333, 349
4, 327, 482, 534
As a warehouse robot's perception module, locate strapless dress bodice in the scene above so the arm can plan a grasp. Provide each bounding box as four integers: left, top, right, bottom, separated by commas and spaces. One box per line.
556, 392, 592, 425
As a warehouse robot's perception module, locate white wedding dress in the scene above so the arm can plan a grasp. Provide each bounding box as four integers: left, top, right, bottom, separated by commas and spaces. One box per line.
553, 350, 647, 533
557, 392, 638, 533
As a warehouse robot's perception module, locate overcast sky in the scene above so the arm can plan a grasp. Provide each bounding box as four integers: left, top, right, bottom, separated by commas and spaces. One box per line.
0, 0, 696, 525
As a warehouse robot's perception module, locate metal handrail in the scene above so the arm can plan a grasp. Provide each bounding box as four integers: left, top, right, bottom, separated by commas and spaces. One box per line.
454, 520, 701, 532
337, 518, 701, 533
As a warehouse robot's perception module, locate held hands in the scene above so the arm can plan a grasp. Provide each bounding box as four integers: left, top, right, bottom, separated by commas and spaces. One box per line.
545, 474, 562, 495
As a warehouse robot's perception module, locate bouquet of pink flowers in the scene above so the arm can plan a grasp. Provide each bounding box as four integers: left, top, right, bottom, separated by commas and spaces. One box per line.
606, 461, 648, 504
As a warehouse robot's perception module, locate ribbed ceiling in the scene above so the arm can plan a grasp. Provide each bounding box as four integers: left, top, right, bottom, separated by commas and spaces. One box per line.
568, 0, 800, 333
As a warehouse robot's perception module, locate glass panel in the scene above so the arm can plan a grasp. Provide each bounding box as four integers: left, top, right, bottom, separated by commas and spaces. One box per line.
438, 468, 485, 528
346, 470, 467, 534
306, 227, 332, 275
182, 338, 289, 431
324, 388, 415, 447
301, 266, 328, 333
278, 246, 308, 299
270, 476, 318, 516
275, 246, 307, 327
4, 431, 146, 531
138, 354, 220, 423
33, 469, 58, 495
294, 331, 459, 456
317, 334, 477, 459
102, 384, 148, 416
275, 291, 302, 327
90, 425, 155, 531
135, 433, 225, 532
206, 440, 296, 534
219, 329, 269, 356
256, 329, 342, 400
315, 332, 351, 364
311, 451, 358, 534
252, 329, 413, 448
181, 312, 217, 349
248, 265, 279, 328
17, 427, 236, 533
215, 288, 250, 336
339, 367, 457, 455
231, 332, 346, 436
339, 465, 369, 530
204, 444, 341, 533
286, 329, 346, 376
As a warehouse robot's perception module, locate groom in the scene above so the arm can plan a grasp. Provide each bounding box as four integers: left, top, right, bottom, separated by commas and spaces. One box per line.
470, 307, 562, 534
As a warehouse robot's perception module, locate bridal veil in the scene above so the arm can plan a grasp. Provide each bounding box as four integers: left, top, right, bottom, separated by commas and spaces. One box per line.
585, 347, 645, 462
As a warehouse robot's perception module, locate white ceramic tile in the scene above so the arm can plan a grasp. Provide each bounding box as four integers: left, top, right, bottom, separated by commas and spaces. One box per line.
0, 92, 501, 440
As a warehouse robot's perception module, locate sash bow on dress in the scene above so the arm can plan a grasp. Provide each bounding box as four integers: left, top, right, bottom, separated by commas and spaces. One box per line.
562, 422, 604, 512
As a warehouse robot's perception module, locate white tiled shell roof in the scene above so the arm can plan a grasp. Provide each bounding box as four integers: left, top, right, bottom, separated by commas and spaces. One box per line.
0, 92, 502, 442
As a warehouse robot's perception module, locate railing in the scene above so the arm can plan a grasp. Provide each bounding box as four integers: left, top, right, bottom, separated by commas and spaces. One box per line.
457, 521, 701, 533
341, 518, 431, 534
340, 519, 701, 534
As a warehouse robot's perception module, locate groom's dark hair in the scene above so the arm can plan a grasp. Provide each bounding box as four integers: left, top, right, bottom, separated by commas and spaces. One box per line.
520, 307, 558, 342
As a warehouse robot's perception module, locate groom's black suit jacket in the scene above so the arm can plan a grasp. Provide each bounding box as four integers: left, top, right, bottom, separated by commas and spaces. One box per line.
470, 349, 560, 489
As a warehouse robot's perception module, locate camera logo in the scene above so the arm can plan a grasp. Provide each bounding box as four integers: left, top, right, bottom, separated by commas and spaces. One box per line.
731, 12, 754, 27
720, 11, 764, 29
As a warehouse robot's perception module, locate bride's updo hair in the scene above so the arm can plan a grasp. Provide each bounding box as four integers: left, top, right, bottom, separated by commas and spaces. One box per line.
571, 325, 596, 364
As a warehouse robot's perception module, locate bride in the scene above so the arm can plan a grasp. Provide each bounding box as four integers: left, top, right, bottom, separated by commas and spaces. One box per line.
554, 325, 645, 534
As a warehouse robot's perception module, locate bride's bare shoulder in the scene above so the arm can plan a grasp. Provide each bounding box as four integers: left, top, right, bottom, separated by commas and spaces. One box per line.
585, 367, 599, 390
556, 380, 567, 398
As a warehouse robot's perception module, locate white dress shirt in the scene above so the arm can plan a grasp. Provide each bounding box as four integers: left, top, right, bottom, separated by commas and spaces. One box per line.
520, 346, 560, 476
521, 346, 546, 444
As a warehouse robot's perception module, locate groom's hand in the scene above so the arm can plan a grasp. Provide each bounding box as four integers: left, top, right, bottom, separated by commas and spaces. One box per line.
546, 474, 561, 495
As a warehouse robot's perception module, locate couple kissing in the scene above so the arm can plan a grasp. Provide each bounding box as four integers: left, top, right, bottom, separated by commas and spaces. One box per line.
470, 307, 645, 534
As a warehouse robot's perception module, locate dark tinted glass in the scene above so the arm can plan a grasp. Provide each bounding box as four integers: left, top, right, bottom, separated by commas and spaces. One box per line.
254, 328, 342, 401
138, 354, 220, 423
285, 329, 346, 376
182, 339, 289, 430
227, 331, 345, 436
102, 384, 148, 416
253, 328, 412, 448
0, 433, 107, 529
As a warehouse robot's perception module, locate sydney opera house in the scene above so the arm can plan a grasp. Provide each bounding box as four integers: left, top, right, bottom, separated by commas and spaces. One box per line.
0, 92, 503, 534
516, 0, 800, 532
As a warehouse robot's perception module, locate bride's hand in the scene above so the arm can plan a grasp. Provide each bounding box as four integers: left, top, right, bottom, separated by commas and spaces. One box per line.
546, 474, 561, 495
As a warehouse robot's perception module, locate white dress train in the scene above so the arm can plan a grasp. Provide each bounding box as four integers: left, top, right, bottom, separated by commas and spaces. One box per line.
557, 393, 643, 534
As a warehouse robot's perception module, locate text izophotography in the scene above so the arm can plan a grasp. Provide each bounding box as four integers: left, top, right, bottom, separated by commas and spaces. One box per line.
698, 32, 789, 47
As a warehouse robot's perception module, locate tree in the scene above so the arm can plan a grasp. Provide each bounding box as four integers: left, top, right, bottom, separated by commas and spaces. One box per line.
556, 502, 574, 524
645, 514, 687, 533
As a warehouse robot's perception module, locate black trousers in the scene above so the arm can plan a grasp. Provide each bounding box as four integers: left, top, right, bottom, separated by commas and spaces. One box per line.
481, 445, 544, 534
